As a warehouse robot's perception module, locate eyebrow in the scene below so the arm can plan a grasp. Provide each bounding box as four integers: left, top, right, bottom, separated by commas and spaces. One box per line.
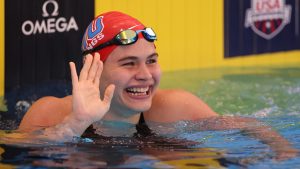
117, 52, 159, 62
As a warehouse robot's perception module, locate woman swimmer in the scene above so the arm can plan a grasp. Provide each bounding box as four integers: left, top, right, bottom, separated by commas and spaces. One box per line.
18, 11, 297, 160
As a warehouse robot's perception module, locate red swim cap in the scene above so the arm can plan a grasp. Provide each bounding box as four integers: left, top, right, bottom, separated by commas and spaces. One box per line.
81, 11, 145, 61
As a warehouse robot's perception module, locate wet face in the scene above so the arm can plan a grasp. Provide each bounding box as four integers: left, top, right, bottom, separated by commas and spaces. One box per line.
99, 38, 161, 116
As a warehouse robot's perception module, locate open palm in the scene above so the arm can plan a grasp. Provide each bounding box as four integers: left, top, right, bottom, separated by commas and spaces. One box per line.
69, 53, 115, 125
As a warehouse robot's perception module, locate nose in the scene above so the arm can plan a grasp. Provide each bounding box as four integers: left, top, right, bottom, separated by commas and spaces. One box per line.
135, 64, 152, 81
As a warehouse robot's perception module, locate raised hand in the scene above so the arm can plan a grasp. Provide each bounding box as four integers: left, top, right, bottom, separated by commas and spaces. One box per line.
69, 52, 115, 125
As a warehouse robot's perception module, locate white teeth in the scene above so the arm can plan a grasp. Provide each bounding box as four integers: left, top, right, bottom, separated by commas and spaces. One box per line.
126, 87, 149, 93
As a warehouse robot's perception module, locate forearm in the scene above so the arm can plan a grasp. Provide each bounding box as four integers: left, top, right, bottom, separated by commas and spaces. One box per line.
204, 116, 297, 159
1, 114, 93, 144
242, 123, 295, 156
36, 113, 92, 142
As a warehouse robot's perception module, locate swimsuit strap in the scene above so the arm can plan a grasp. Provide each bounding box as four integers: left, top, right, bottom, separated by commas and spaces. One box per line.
135, 112, 155, 137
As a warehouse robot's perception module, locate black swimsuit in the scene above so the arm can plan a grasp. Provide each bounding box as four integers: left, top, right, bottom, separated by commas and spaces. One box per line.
82, 113, 154, 138
134, 112, 155, 137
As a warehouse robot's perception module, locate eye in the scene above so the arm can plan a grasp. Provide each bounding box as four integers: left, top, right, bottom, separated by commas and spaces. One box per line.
122, 62, 135, 66
146, 58, 157, 64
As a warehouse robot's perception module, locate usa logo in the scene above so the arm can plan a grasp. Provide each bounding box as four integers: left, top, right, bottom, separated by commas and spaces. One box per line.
245, 0, 292, 40
82, 16, 105, 51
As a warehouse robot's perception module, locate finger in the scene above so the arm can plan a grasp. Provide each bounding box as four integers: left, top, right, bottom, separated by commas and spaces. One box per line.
94, 59, 103, 87
103, 84, 115, 106
87, 52, 100, 81
79, 54, 93, 81
69, 62, 78, 87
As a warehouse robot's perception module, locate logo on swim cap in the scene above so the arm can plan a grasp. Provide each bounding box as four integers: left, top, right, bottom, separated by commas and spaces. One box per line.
81, 11, 146, 61
82, 16, 105, 51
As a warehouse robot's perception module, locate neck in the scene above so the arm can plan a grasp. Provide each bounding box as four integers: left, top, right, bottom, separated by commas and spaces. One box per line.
102, 109, 141, 124
92, 110, 141, 137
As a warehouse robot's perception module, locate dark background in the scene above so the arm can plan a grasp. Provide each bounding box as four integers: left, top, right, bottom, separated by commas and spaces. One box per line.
2, 0, 94, 129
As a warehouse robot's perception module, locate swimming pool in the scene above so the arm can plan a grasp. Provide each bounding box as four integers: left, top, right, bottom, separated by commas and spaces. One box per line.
0, 65, 300, 168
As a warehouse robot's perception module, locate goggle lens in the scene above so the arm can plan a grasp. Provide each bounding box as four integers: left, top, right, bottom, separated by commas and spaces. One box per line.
143, 28, 156, 41
116, 30, 138, 45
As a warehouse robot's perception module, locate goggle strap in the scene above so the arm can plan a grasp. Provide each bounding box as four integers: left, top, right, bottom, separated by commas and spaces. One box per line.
82, 28, 156, 55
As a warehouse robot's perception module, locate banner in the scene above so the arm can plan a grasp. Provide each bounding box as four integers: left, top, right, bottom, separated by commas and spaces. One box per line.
224, 0, 300, 57
3, 0, 94, 128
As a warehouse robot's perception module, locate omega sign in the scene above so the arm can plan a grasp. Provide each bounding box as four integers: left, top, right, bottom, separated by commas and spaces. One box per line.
21, 0, 79, 36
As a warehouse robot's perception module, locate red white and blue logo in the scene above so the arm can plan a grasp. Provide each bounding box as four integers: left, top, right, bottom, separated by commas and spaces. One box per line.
245, 0, 292, 40
82, 16, 105, 52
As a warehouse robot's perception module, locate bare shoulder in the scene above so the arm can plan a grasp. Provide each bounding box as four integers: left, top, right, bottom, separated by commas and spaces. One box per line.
18, 95, 72, 132
144, 89, 218, 122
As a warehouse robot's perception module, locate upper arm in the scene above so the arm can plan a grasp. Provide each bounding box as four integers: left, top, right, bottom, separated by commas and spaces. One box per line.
144, 89, 218, 122
18, 96, 72, 132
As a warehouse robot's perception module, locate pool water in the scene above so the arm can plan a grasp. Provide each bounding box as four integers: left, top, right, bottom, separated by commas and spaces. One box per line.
0, 65, 300, 168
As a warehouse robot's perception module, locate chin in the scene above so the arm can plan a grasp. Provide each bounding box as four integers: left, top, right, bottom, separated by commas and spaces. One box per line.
127, 101, 152, 113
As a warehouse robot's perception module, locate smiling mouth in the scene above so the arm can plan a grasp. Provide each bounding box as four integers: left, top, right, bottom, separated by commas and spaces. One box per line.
125, 86, 150, 96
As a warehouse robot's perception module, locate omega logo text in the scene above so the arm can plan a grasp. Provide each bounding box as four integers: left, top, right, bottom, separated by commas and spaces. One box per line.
21, 0, 79, 36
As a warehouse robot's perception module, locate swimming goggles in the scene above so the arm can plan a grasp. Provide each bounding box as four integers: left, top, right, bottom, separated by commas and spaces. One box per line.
83, 27, 157, 55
